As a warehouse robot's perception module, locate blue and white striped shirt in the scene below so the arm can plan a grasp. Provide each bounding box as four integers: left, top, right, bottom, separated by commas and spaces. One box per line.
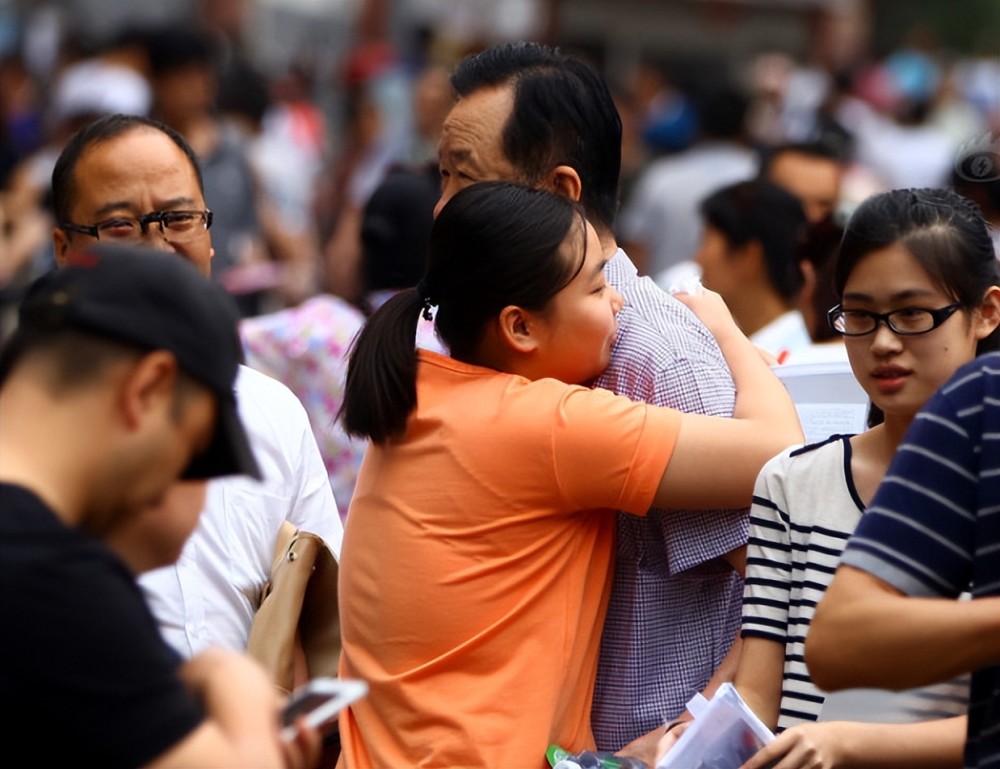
841, 352, 1000, 769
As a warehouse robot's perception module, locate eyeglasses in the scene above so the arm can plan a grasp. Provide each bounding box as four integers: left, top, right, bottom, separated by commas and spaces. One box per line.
59, 209, 213, 244
828, 303, 963, 336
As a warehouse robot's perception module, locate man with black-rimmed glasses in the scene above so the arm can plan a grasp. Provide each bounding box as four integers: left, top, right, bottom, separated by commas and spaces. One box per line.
50, 113, 344, 673
52, 115, 216, 275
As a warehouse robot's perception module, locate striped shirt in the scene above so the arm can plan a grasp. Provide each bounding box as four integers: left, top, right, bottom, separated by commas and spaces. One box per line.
841, 353, 1000, 769
592, 249, 747, 749
744, 436, 969, 730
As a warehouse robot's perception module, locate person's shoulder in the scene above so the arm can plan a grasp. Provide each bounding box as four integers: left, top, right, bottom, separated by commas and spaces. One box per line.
758, 436, 850, 494
610, 281, 728, 365
241, 296, 365, 356
942, 352, 1000, 398
909, 353, 1000, 434
755, 437, 857, 523
236, 364, 305, 408
0, 485, 136, 605
285, 294, 366, 330
234, 365, 315, 453
791, 432, 850, 454
0, 483, 92, 552
227, 367, 333, 511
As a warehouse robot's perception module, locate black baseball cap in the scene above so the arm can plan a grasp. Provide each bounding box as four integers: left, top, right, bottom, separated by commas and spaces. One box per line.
13, 243, 261, 480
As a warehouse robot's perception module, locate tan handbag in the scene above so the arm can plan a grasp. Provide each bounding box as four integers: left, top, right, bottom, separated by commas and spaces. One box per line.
247, 521, 342, 695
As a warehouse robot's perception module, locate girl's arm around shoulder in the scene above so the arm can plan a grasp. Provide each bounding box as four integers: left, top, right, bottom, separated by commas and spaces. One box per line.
652, 289, 803, 510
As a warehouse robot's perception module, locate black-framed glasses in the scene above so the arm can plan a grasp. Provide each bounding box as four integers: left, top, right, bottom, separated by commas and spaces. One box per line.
828, 303, 963, 336
59, 209, 213, 244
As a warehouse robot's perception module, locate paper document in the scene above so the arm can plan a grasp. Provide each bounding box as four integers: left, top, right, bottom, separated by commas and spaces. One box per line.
773, 360, 870, 444
656, 683, 774, 769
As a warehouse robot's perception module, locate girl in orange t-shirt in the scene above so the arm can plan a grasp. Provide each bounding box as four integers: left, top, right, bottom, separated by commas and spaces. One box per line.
337, 181, 802, 768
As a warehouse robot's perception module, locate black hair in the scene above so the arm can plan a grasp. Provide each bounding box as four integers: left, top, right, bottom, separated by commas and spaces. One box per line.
835, 188, 1000, 354
758, 138, 848, 177
449, 42, 622, 233
51, 113, 205, 225
217, 62, 271, 127
691, 81, 748, 141
360, 163, 438, 299
145, 25, 215, 77
0, 326, 141, 391
700, 179, 808, 302
0, 326, 202, 423
340, 181, 586, 443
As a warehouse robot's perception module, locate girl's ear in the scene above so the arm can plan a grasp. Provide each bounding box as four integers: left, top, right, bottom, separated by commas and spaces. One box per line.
974, 285, 1000, 340
496, 305, 540, 354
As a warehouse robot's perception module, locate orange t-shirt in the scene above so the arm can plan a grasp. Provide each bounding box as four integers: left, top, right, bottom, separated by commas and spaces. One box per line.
339, 351, 680, 768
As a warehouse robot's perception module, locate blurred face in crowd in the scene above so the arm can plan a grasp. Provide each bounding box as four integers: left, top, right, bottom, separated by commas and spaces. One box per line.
435, 84, 525, 217
54, 127, 214, 276
766, 150, 842, 225
693, 225, 748, 305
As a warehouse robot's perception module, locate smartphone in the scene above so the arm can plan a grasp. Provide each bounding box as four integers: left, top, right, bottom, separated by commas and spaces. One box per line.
280, 677, 368, 742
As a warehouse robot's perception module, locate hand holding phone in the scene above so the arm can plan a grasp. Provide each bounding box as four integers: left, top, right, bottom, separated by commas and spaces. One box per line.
280, 677, 368, 742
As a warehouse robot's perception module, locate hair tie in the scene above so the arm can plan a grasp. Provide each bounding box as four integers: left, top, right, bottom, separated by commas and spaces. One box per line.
416, 279, 435, 321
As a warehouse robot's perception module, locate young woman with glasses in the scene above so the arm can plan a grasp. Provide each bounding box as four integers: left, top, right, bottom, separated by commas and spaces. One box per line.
661, 187, 1000, 769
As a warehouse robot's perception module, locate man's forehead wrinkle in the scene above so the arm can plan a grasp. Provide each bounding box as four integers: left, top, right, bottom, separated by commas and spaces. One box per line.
440, 123, 487, 172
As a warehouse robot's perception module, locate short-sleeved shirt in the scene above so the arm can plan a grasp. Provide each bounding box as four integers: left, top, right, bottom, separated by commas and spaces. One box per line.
840, 353, 1000, 769
0, 483, 204, 768
338, 350, 681, 769
592, 250, 746, 747
744, 437, 968, 730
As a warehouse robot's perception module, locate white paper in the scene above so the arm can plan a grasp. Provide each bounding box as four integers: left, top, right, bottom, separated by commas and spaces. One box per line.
656, 683, 774, 769
772, 360, 870, 444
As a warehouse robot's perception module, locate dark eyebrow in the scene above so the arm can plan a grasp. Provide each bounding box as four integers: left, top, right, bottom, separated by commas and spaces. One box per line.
841, 288, 940, 304
593, 258, 610, 278
94, 197, 198, 218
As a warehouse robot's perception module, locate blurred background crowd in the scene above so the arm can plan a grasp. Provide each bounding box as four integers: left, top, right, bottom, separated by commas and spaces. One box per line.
1, 0, 998, 330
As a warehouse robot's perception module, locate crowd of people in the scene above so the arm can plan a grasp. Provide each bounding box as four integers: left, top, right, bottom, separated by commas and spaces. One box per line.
1, 2, 999, 769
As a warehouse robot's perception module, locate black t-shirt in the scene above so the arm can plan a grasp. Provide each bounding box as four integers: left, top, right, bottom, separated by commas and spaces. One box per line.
0, 483, 205, 767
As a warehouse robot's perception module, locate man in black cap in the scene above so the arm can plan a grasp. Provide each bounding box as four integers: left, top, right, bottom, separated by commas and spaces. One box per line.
0, 244, 320, 767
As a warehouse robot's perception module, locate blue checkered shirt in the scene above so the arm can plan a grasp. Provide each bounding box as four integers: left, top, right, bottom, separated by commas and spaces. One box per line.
591, 250, 748, 750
